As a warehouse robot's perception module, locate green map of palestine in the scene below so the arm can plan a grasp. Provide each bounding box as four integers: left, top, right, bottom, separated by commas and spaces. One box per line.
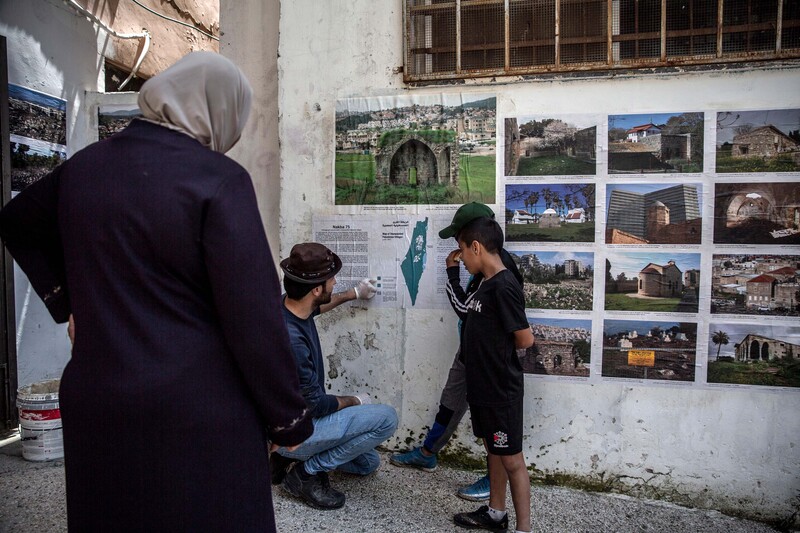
400, 218, 428, 305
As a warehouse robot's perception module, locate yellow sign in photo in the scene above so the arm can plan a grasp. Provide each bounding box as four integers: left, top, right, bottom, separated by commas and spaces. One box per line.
628, 350, 655, 367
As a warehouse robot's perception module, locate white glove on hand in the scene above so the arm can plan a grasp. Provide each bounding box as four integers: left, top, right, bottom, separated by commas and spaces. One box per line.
353, 278, 378, 300
354, 393, 372, 405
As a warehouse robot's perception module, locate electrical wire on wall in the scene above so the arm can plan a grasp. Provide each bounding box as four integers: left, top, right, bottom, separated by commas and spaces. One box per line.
129, 0, 219, 42
65, 0, 150, 90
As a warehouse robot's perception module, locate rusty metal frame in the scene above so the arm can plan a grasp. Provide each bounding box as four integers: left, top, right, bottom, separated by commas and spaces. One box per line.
403, 0, 800, 83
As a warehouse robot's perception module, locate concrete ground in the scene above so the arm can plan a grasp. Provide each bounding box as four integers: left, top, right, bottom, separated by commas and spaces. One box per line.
0, 434, 782, 533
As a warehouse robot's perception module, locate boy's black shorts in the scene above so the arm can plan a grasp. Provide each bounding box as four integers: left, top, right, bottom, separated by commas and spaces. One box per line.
470, 399, 523, 456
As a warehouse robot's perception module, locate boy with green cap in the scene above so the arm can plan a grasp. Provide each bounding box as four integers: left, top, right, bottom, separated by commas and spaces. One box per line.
390, 202, 525, 502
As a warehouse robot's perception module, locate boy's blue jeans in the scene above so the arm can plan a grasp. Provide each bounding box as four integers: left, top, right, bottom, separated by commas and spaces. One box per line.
277, 403, 397, 475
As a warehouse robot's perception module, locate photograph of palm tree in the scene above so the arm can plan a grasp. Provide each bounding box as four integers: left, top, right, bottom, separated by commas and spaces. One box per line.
504, 183, 595, 242
707, 322, 800, 388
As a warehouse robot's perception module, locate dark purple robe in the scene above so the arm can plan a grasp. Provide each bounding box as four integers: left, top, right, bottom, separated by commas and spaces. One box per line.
0, 119, 312, 532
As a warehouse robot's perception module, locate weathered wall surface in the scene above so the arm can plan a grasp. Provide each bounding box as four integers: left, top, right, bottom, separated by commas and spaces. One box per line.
273, 0, 800, 522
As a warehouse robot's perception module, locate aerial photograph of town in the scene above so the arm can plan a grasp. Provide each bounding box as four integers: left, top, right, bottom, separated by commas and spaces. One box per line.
334, 93, 496, 205
520, 317, 591, 377
715, 108, 800, 173
602, 319, 697, 382
710, 254, 800, 316
707, 322, 800, 388
607, 112, 704, 174
8, 84, 67, 191
504, 115, 598, 176
605, 183, 702, 245
504, 183, 595, 243
509, 251, 594, 311
605, 251, 701, 313
98, 103, 142, 140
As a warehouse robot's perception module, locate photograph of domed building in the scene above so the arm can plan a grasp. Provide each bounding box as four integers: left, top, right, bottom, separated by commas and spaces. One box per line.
606, 183, 702, 244
713, 182, 800, 244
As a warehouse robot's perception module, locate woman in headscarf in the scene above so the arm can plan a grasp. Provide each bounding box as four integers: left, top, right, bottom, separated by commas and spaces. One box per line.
0, 51, 311, 532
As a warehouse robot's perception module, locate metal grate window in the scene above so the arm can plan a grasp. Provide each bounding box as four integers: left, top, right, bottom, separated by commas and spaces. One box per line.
404, 0, 800, 82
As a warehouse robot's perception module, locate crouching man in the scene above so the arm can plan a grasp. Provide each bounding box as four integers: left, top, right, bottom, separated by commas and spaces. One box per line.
272, 243, 398, 510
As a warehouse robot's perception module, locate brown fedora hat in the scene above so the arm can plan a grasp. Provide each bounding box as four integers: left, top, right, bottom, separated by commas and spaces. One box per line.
280, 243, 343, 284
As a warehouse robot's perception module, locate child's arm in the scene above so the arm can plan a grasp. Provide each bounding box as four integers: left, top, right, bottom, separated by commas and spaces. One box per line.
514, 326, 535, 349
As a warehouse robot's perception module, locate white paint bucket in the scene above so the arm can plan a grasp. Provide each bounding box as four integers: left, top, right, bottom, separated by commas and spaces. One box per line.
17, 379, 63, 461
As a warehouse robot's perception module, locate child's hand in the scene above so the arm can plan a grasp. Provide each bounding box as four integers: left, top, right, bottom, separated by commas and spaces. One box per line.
446, 249, 462, 267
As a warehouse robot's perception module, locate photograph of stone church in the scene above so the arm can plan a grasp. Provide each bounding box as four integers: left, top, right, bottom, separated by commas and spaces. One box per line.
334, 93, 496, 205
607, 112, 704, 174
606, 183, 702, 244
715, 109, 800, 173
605, 251, 701, 313
707, 322, 800, 388
519, 317, 591, 377
713, 182, 800, 244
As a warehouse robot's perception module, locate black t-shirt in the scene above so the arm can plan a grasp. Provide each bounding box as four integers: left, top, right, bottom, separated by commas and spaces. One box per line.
461, 268, 529, 407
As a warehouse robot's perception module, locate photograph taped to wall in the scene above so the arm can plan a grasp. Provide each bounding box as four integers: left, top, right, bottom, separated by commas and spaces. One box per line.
710, 254, 800, 317
715, 109, 800, 174
505, 183, 595, 243
334, 93, 496, 205
520, 316, 591, 379
312, 213, 471, 309
507, 250, 594, 311
8, 84, 66, 191
707, 322, 800, 389
605, 183, 703, 245
608, 112, 704, 174
504, 115, 598, 177
713, 181, 800, 244
98, 103, 142, 140
605, 251, 701, 313
602, 319, 697, 383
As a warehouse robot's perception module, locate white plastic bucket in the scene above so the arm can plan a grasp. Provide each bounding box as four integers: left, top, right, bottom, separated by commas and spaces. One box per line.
17, 379, 63, 461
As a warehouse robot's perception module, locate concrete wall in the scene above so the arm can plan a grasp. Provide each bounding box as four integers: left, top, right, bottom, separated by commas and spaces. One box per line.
270, 0, 800, 522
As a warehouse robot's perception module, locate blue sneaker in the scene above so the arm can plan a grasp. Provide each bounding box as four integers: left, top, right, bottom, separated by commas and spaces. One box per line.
457, 474, 490, 501
389, 447, 437, 472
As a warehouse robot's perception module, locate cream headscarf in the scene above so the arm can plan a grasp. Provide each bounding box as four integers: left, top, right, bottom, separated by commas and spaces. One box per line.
137, 51, 253, 154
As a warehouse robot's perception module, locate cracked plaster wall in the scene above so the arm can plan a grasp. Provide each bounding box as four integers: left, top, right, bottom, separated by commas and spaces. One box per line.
270, 0, 800, 522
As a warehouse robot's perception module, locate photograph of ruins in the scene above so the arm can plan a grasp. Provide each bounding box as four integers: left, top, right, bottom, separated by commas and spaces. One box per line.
504, 115, 597, 176
602, 319, 697, 382
710, 254, 800, 317
707, 322, 800, 388
608, 112, 703, 174
334, 93, 496, 205
606, 183, 702, 245
509, 251, 594, 311
715, 109, 800, 173
98, 104, 142, 140
8, 84, 67, 191
504, 183, 595, 243
519, 317, 591, 377
713, 182, 800, 244
605, 251, 701, 313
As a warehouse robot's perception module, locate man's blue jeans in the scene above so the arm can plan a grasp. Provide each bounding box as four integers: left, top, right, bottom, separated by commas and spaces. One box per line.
278, 404, 397, 475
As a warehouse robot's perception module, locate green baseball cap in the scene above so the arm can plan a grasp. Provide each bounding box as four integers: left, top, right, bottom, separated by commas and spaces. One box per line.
438, 202, 495, 239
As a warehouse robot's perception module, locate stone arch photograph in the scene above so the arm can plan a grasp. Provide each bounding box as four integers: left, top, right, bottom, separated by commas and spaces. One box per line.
602, 319, 697, 382
520, 317, 591, 377
608, 112, 704, 174
334, 93, 496, 205
715, 109, 800, 173
713, 182, 800, 244
707, 322, 800, 388
605, 251, 701, 313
